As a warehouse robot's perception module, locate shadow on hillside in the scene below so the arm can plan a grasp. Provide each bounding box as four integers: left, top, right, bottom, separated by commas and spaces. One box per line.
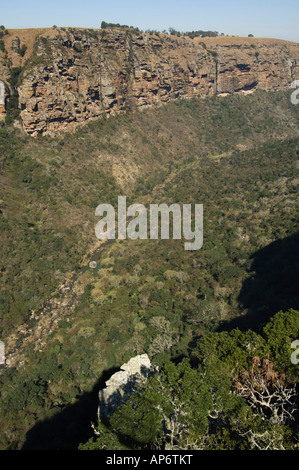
21, 233, 299, 449
22, 366, 121, 450
217, 231, 299, 333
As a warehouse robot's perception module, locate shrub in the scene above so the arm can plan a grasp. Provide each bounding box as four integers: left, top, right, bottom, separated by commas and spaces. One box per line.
19, 44, 27, 57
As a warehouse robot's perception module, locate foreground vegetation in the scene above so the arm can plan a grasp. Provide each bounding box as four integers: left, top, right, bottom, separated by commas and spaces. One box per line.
80, 309, 299, 450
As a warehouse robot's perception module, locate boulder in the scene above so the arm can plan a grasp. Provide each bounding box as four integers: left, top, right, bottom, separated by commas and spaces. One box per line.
98, 353, 158, 420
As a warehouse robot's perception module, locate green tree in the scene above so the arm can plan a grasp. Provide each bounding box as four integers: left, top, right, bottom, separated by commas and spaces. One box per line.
109, 358, 239, 449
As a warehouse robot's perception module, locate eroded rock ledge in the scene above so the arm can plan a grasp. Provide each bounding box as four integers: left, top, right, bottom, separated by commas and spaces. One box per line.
1, 28, 299, 136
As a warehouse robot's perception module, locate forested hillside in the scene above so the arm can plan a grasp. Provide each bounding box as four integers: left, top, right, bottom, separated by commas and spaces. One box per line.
0, 89, 298, 450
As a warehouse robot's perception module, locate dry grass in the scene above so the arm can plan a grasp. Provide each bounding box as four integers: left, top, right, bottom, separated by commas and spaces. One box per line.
3, 28, 57, 66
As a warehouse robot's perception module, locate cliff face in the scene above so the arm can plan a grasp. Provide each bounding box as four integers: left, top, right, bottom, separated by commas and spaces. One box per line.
1, 28, 299, 136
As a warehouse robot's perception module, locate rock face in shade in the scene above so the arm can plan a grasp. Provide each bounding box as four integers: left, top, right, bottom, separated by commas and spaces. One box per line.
98, 354, 158, 420
1, 28, 299, 136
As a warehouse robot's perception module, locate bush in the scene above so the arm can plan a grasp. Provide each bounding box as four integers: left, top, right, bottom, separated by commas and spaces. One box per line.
74, 42, 83, 53
19, 44, 27, 57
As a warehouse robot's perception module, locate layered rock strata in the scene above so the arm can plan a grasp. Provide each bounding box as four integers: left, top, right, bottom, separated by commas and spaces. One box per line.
1, 28, 299, 135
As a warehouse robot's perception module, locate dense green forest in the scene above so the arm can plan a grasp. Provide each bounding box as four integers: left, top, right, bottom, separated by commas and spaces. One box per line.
0, 89, 298, 450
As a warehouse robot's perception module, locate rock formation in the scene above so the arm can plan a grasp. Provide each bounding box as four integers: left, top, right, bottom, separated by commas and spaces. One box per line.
0, 28, 299, 136
98, 354, 158, 420
0, 80, 5, 121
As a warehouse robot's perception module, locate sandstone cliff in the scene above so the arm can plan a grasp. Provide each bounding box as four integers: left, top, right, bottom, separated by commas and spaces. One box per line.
1, 28, 299, 136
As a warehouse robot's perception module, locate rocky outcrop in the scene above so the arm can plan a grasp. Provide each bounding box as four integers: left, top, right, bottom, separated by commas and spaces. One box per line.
0, 80, 5, 122
0, 103, 5, 122
98, 354, 158, 420
1, 28, 299, 136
